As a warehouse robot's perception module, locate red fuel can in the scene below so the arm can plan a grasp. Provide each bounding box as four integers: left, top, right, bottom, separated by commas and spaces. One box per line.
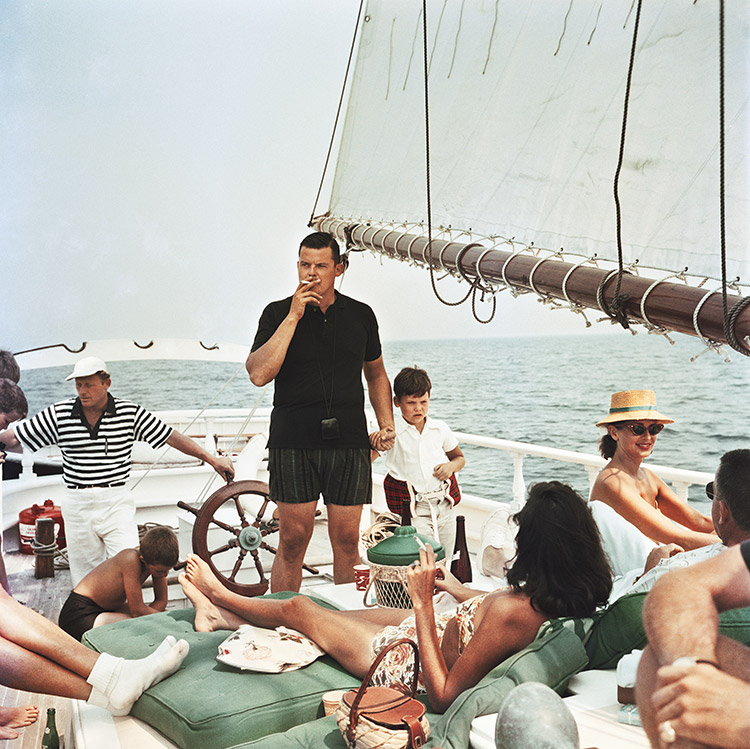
18, 500, 66, 554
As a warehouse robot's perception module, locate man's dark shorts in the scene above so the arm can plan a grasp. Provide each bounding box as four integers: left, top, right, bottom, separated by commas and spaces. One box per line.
58, 590, 106, 641
268, 447, 372, 505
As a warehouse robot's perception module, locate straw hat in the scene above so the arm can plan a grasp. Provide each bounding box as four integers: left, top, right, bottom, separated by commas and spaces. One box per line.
595, 389, 674, 427
65, 356, 109, 381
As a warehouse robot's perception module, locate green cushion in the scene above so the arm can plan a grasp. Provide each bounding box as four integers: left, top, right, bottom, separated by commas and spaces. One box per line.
82, 594, 360, 749
428, 624, 589, 749
584, 592, 649, 669
585, 592, 750, 670
228, 715, 343, 749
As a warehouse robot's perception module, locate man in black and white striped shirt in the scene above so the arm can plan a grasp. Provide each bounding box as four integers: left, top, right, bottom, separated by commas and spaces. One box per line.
0, 356, 234, 584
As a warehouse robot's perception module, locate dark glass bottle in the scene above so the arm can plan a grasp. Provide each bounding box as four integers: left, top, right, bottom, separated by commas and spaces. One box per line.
401, 499, 412, 527
450, 515, 472, 583
41, 707, 59, 749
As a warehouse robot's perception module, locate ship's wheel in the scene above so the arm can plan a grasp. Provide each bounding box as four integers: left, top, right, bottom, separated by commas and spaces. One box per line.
177, 480, 282, 597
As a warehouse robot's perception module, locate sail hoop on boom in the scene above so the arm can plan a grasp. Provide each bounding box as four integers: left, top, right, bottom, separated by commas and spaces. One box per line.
312, 216, 750, 356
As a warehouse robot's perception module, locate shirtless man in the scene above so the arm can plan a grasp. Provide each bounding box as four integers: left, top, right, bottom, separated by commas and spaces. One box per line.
59, 526, 178, 641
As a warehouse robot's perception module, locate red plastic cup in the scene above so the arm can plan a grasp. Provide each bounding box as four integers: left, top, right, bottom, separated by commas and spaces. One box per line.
353, 564, 370, 591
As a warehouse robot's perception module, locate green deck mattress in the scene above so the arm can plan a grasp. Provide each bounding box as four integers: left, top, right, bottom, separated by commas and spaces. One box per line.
82, 593, 360, 749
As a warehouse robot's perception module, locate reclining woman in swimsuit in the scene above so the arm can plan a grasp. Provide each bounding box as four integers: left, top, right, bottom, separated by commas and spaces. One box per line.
181, 481, 611, 713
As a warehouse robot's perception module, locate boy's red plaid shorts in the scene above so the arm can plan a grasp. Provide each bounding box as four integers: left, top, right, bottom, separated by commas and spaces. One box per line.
383, 472, 461, 515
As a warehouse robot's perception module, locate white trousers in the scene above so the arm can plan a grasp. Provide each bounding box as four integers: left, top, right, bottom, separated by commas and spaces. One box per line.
60, 486, 138, 585
412, 497, 456, 558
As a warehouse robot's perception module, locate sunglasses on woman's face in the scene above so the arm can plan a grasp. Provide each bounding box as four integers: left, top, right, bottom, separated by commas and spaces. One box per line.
615, 422, 665, 436
706, 481, 714, 500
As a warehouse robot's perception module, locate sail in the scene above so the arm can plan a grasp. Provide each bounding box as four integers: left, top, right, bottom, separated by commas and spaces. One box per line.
327, 0, 749, 287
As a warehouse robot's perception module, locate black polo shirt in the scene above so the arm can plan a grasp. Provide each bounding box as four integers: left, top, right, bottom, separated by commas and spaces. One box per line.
251, 292, 382, 448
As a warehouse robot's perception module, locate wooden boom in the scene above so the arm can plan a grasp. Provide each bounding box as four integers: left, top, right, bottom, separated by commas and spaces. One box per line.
315, 217, 750, 355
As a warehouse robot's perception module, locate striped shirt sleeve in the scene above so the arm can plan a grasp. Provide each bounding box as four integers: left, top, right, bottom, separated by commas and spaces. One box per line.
132, 406, 172, 449
14, 403, 61, 451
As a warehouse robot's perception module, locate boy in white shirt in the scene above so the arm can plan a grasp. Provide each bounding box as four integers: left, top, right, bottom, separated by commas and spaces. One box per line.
372, 366, 465, 554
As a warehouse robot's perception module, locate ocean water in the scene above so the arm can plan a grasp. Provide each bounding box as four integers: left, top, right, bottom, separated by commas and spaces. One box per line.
16, 333, 748, 509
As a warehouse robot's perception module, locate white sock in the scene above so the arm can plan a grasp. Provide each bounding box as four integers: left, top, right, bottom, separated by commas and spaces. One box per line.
86, 652, 124, 696
106, 638, 190, 714
85, 686, 111, 711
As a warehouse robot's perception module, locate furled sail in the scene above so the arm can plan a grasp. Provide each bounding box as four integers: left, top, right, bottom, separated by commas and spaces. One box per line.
314, 0, 749, 352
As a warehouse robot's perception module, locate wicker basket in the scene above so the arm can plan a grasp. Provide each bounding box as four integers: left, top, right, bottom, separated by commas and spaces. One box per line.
364, 561, 413, 609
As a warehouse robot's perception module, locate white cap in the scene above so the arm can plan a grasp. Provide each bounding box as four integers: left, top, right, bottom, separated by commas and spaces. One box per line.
65, 356, 109, 381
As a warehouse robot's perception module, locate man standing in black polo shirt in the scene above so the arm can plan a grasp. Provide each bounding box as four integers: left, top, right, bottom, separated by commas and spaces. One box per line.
0, 356, 234, 585
247, 231, 395, 592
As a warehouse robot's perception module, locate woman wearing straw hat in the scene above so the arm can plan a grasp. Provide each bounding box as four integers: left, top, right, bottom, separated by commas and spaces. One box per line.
589, 390, 718, 577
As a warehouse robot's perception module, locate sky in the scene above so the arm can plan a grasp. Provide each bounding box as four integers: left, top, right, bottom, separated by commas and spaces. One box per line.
1, 0, 603, 354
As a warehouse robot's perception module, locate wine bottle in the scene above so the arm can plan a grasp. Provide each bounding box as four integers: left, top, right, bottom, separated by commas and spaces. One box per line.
41, 707, 60, 749
450, 515, 472, 583
401, 498, 412, 527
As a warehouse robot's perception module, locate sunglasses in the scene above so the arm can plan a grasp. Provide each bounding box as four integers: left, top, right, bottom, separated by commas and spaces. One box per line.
614, 422, 665, 436
706, 481, 714, 500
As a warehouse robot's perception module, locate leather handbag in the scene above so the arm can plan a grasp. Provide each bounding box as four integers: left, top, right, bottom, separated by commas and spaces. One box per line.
335, 638, 429, 749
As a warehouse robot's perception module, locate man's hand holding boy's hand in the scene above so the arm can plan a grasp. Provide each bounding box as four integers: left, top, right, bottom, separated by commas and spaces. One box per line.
370, 425, 395, 452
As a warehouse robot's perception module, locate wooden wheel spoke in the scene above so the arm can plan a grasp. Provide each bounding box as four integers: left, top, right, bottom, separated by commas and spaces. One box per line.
250, 550, 265, 579
207, 542, 236, 557
208, 515, 239, 535
228, 549, 248, 582
254, 498, 270, 524
233, 496, 250, 526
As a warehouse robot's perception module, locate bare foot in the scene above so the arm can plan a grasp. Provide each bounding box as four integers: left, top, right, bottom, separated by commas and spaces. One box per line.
0, 725, 19, 739
0, 704, 39, 728
184, 554, 225, 602
179, 573, 234, 633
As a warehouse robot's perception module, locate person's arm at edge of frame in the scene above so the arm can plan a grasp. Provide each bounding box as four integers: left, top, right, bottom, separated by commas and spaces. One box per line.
165, 429, 235, 480
642, 545, 750, 667
363, 356, 395, 452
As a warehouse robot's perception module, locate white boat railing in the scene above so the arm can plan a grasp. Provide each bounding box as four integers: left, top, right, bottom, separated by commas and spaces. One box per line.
155, 410, 713, 503
453, 431, 713, 504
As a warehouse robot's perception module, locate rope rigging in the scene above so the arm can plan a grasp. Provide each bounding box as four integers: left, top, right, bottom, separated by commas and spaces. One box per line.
308, 0, 365, 227
718, 0, 749, 357
607, 0, 643, 331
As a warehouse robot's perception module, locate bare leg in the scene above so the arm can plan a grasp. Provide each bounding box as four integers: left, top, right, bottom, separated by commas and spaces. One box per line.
93, 612, 132, 628
0, 586, 99, 679
327, 504, 363, 584
270, 502, 316, 593
184, 554, 406, 677
179, 574, 249, 632
0, 637, 93, 699
0, 548, 10, 595
0, 587, 189, 714
0, 704, 39, 728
